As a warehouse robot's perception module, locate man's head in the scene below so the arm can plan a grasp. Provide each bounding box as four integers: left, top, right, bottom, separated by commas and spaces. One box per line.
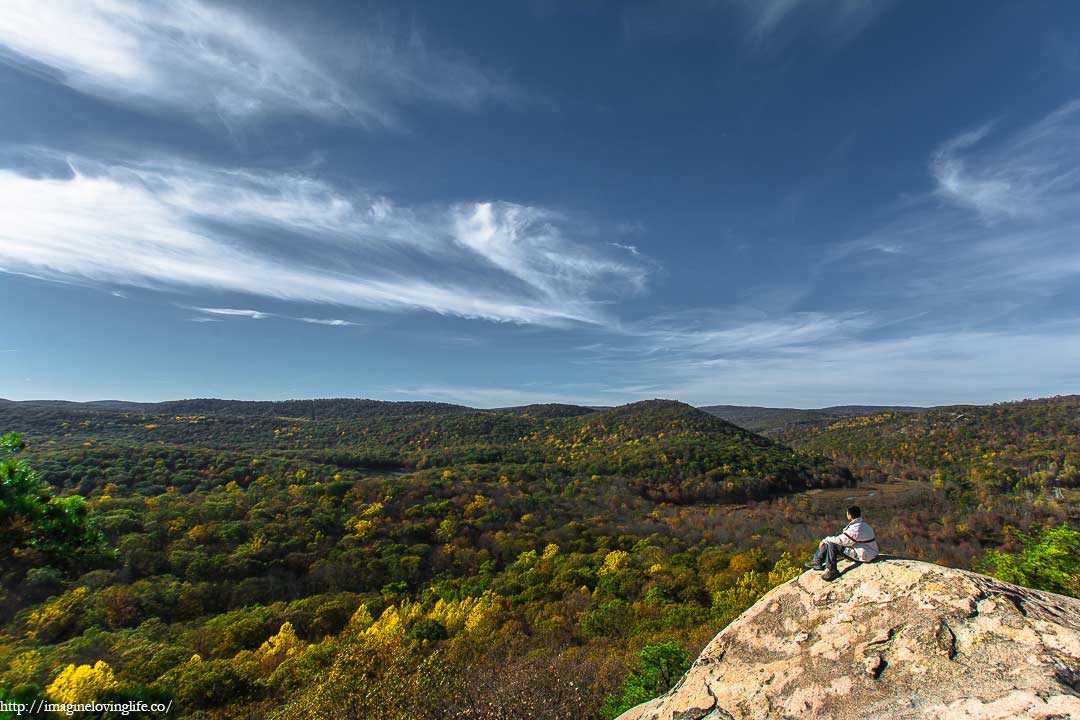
847, 505, 861, 520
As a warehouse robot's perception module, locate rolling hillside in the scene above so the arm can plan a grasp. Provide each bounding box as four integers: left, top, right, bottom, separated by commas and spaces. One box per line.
778, 395, 1080, 496
0, 395, 1074, 719
700, 403, 925, 435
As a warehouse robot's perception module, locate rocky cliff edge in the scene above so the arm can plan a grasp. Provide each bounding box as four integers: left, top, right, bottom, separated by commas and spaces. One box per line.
617, 559, 1080, 720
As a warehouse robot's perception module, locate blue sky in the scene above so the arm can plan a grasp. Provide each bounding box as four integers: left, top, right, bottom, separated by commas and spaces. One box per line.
2, 0, 1080, 407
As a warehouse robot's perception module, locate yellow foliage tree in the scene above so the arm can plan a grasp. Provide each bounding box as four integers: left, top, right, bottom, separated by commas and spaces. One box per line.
427, 591, 502, 636
255, 621, 305, 672
5, 650, 41, 685
598, 550, 630, 577
26, 587, 89, 641
344, 518, 375, 540
346, 604, 373, 633
362, 602, 423, 644
46, 661, 119, 703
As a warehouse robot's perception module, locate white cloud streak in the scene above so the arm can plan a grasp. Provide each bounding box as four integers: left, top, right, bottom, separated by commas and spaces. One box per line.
575, 99, 1080, 406
822, 99, 1080, 315
617, 311, 873, 357
619, 99, 1080, 406
189, 307, 361, 326
608, 242, 641, 256
454, 203, 649, 302
647, 325, 1080, 407
0, 0, 510, 126
196, 307, 270, 320
0, 150, 649, 326
298, 317, 358, 327
930, 102, 1080, 223
388, 384, 612, 408
575, 309, 1080, 407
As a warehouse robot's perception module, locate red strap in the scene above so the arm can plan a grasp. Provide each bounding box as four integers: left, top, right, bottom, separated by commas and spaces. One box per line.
844, 531, 876, 543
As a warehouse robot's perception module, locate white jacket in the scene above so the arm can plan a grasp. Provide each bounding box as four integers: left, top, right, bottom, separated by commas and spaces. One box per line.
825, 517, 879, 562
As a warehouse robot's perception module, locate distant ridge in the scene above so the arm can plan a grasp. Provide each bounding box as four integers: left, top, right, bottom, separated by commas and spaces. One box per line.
591, 399, 758, 438
489, 403, 597, 418
0, 395, 852, 503
701, 403, 926, 434
0, 397, 471, 419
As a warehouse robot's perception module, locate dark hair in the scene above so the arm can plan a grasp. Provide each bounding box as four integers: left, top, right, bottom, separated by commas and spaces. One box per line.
847, 505, 861, 518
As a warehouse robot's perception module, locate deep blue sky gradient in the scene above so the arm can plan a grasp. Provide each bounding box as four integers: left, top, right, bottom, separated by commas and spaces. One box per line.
2, 1, 1079, 406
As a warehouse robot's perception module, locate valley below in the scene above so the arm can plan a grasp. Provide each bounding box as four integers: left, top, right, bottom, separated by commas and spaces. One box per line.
0, 395, 1076, 719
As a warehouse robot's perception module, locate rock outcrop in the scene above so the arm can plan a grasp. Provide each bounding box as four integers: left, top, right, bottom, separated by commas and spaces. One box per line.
617, 559, 1080, 720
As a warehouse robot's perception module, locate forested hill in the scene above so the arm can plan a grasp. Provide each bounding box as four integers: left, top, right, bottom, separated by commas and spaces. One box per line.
490, 403, 598, 418
779, 395, 1080, 494
0, 397, 471, 419
0, 397, 857, 718
2, 396, 924, 435
700, 403, 926, 435
1, 398, 849, 503
1, 396, 1074, 718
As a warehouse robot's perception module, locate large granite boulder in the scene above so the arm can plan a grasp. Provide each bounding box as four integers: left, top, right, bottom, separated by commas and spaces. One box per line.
617, 559, 1080, 720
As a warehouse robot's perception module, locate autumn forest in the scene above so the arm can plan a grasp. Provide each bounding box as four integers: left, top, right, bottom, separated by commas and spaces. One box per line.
0, 396, 1077, 719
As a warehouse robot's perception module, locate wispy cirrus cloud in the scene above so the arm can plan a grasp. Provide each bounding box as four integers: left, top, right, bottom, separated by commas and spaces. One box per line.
930, 102, 1080, 223
616, 309, 873, 356
387, 383, 624, 408
573, 309, 878, 395
0, 0, 512, 126
195, 308, 271, 320
644, 323, 1080, 407
385, 310, 1080, 407
833, 99, 1080, 296
297, 317, 358, 327
188, 307, 360, 327
607, 242, 641, 256
454, 203, 649, 302
602, 99, 1080, 406
0, 149, 649, 327
571, 306, 1080, 406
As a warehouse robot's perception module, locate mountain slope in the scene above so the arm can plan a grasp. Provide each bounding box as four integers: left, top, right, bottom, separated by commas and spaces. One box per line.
700, 404, 925, 435
2, 397, 850, 504
779, 395, 1080, 494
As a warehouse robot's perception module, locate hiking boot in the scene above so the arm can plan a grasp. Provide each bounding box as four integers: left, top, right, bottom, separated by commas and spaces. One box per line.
804, 562, 825, 570
822, 567, 840, 581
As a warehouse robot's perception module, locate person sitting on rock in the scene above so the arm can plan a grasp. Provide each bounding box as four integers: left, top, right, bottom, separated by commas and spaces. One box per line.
805, 505, 879, 581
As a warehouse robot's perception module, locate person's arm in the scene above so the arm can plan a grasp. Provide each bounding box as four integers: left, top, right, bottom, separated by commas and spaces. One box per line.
823, 524, 856, 547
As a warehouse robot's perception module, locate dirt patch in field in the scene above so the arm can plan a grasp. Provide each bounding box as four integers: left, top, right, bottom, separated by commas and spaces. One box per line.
800, 477, 926, 504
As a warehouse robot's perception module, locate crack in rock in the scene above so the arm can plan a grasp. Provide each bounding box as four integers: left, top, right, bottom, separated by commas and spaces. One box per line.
866, 625, 900, 648
865, 653, 888, 680
1054, 661, 1080, 692
671, 682, 723, 720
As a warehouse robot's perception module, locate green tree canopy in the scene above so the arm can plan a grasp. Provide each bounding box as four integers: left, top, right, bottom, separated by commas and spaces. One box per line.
600, 640, 692, 719
0, 432, 105, 574
983, 523, 1080, 598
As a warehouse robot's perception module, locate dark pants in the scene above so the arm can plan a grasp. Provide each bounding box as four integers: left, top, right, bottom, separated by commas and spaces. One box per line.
812, 542, 850, 570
